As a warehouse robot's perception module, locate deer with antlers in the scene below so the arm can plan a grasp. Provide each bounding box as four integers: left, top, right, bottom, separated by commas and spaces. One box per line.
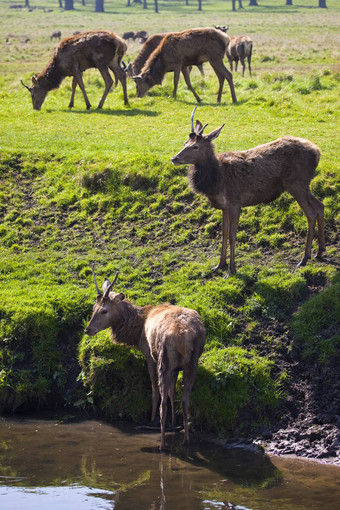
132, 27, 237, 104
171, 107, 325, 277
21, 30, 129, 110
84, 266, 206, 450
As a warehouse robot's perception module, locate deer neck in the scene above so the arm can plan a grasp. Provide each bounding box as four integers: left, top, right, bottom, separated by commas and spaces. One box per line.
39, 54, 64, 91
111, 301, 149, 350
189, 152, 222, 199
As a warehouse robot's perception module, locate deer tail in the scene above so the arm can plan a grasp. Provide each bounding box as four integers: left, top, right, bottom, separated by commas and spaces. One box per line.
157, 339, 169, 391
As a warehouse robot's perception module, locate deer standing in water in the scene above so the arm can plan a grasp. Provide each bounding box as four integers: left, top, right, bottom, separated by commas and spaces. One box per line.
171, 107, 325, 277
21, 30, 128, 110
132, 27, 237, 103
84, 266, 206, 450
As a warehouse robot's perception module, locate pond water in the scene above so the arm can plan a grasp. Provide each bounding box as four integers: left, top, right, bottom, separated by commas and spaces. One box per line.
0, 415, 340, 510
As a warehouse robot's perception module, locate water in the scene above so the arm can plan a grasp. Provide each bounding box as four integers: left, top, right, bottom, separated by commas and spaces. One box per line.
0, 415, 339, 510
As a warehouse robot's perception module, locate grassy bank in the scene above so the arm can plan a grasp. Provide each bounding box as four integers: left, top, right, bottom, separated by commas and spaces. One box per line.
0, 0, 339, 437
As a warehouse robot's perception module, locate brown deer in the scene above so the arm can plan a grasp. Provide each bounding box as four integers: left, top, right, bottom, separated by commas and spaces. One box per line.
171, 107, 325, 277
125, 33, 204, 80
84, 266, 206, 450
21, 30, 129, 110
226, 35, 253, 76
50, 30, 61, 41
132, 27, 237, 104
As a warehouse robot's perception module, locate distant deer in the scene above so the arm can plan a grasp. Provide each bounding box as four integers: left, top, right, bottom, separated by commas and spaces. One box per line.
84, 266, 206, 450
125, 33, 204, 80
132, 27, 237, 104
133, 30, 148, 40
21, 30, 129, 110
226, 35, 253, 76
122, 31, 135, 40
171, 107, 325, 277
50, 30, 61, 41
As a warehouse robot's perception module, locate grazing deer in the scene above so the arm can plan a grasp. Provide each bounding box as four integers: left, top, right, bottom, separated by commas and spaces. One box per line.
21, 30, 128, 110
125, 33, 204, 80
50, 30, 61, 41
84, 266, 206, 450
122, 31, 135, 40
226, 35, 253, 76
171, 107, 325, 277
132, 27, 237, 104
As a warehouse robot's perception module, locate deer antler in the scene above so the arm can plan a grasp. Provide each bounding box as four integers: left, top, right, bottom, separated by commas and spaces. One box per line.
91, 263, 101, 296
191, 106, 198, 133
20, 80, 31, 91
198, 123, 209, 135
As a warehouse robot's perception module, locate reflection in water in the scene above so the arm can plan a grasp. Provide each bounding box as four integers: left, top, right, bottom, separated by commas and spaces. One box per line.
0, 415, 340, 510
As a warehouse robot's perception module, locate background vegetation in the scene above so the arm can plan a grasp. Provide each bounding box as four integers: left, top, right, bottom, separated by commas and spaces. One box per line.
0, 0, 339, 437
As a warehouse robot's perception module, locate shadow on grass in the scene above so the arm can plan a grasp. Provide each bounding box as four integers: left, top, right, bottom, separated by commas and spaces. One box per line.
59, 107, 160, 117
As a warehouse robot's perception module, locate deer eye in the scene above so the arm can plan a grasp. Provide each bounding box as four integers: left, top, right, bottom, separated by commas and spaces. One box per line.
101, 309, 108, 314
192, 145, 200, 150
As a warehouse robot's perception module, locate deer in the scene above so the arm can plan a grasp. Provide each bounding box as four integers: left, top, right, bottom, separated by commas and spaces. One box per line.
50, 30, 61, 41
21, 30, 129, 110
125, 32, 204, 80
132, 27, 237, 104
171, 107, 325, 278
84, 266, 206, 450
226, 35, 253, 77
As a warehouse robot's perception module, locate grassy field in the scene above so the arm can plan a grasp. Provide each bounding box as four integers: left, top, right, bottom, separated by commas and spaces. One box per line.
0, 0, 339, 437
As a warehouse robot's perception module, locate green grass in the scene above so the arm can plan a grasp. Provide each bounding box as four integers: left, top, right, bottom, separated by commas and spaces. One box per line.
0, 0, 340, 435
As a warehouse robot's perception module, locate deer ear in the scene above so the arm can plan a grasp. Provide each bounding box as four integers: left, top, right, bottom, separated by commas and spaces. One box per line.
32, 75, 38, 86
102, 278, 113, 296
115, 293, 125, 301
195, 120, 203, 134
206, 124, 225, 141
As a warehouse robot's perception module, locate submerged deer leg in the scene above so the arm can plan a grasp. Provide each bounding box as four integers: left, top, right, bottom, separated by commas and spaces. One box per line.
181, 67, 202, 103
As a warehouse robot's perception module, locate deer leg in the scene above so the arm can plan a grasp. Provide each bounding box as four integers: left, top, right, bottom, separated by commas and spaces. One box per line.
172, 68, 181, 98
147, 358, 159, 423
96, 66, 113, 109
197, 63, 204, 77
213, 209, 229, 270
239, 57, 246, 77
182, 364, 198, 445
69, 77, 77, 108
110, 61, 129, 105
181, 67, 202, 103
159, 372, 170, 450
168, 370, 179, 427
210, 60, 237, 103
315, 198, 325, 259
225, 206, 241, 278
291, 190, 322, 267
74, 70, 91, 109
248, 54, 252, 77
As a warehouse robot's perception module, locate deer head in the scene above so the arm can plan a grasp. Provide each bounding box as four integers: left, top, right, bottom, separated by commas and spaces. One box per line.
21, 74, 48, 110
132, 73, 154, 98
84, 265, 124, 336
171, 107, 225, 166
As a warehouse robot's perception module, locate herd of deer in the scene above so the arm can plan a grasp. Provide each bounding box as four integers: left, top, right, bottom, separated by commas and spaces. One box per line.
21, 27, 325, 450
